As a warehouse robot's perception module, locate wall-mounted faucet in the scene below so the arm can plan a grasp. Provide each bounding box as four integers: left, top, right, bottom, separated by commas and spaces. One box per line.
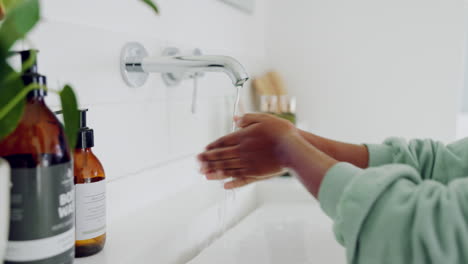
120, 42, 249, 88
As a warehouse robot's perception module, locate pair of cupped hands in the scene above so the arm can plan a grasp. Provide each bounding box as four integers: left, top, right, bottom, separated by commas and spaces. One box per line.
197, 113, 336, 191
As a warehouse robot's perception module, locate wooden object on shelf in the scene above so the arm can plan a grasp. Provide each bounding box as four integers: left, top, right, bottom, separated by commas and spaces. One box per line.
266, 71, 288, 96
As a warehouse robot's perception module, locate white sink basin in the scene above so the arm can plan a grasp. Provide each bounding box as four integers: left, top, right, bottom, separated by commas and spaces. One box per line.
74, 175, 346, 264
188, 180, 347, 264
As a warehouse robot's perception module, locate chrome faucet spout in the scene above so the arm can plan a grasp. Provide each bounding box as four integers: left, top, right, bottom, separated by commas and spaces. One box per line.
138, 55, 249, 87
120, 43, 249, 88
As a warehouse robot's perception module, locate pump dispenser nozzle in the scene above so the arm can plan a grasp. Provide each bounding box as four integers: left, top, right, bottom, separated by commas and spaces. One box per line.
16, 49, 47, 96
77, 109, 94, 149
18, 50, 39, 74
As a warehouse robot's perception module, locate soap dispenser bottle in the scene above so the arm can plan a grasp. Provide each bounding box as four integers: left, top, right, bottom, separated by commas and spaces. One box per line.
0, 50, 75, 264
74, 109, 106, 257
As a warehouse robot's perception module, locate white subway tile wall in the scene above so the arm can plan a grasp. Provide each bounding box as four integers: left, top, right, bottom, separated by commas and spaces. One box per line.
17, 0, 267, 262
23, 0, 267, 181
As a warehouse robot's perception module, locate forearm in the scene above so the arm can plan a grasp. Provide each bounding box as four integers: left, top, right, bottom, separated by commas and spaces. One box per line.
298, 129, 369, 169
279, 134, 338, 197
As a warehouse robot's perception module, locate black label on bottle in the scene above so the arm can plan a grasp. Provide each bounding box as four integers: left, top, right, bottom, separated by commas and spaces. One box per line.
5, 162, 75, 264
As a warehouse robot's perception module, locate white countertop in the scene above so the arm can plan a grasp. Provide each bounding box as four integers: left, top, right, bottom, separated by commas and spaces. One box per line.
188, 203, 346, 264
74, 180, 257, 264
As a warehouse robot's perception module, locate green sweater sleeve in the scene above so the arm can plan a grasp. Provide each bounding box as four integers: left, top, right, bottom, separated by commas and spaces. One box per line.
319, 137, 468, 263
319, 162, 468, 264
365, 137, 468, 183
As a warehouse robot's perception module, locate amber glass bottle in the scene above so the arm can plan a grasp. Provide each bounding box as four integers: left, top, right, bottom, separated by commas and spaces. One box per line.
74, 109, 106, 257
0, 50, 75, 264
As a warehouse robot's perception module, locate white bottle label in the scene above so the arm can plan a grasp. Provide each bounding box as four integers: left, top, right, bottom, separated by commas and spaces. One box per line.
75, 180, 106, 241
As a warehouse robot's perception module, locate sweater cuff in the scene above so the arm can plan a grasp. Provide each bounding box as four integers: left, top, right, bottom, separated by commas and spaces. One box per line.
318, 162, 362, 220
364, 143, 395, 167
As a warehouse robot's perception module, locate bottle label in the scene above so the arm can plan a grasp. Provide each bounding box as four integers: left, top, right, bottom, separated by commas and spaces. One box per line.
75, 180, 106, 241
5, 162, 75, 264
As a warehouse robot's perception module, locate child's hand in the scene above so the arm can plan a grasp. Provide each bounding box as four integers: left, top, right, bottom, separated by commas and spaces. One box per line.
197, 113, 299, 189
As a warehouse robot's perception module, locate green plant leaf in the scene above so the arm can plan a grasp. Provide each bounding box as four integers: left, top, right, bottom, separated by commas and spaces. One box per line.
0, 0, 40, 141
59, 84, 79, 150
0, 62, 45, 141
3, 0, 19, 10
0, 71, 24, 140
0, 2, 5, 21
0, 0, 39, 57
0, 81, 41, 121
0, 98, 24, 140
140, 0, 159, 14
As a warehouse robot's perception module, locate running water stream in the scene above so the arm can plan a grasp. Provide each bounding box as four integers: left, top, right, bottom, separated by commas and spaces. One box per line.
218, 85, 242, 238
232, 85, 242, 132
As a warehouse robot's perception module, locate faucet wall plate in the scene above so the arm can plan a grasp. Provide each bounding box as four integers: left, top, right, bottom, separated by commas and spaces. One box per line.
120, 42, 149, 88
120, 41, 248, 88
121, 43, 204, 87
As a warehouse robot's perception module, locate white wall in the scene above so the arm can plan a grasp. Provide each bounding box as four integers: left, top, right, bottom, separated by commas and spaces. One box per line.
15, 0, 266, 262
266, 0, 466, 144
456, 3, 468, 139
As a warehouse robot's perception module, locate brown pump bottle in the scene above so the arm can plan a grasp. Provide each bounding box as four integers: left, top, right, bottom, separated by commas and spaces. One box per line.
0, 50, 75, 264
73, 109, 106, 257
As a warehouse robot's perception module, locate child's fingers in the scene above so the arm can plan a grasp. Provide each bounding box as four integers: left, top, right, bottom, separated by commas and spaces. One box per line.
206, 170, 230, 180
205, 131, 242, 150
199, 164, 214, 174
222, 168, 251, 178
204, 158, 245, 171
198, 145, 240, 161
